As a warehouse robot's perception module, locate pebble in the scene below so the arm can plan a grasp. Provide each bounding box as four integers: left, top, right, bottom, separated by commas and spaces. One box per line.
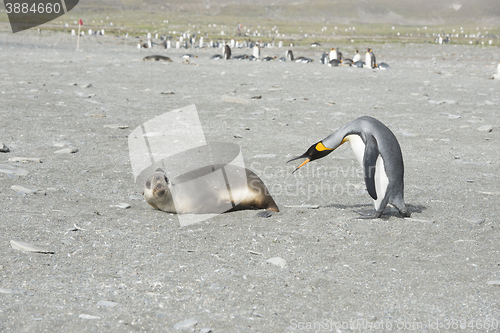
113, 203, 131, 209
129, 195, 143, 200
82, 83, 92, 88
173, 317, 198, 329
0, 288, 22, 294
222, 96, 249, 104
53, 143, 67, 147
233, 134, 243, 138
200, 329, 212, 333
486, 281, 500, 286
54, 148, 78, 154
253, 154, 277, 158
104, 124, 129, 129
477, 125, 493, 132
404, 218, 435, 223
50, 72, 62, 76
79, 314, 100, 320
0, 165, 28, 176
267, 257, 286, 267
10, 240, 55, 254
284, 204, 319, 209
97, 300, 118, 307
11, 185, 43, 194
161, 91, 175, 95
0, 142, 10, 152
8, 157, 41, 163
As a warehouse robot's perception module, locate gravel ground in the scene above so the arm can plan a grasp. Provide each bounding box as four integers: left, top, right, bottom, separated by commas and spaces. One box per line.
1, 31, 500, 332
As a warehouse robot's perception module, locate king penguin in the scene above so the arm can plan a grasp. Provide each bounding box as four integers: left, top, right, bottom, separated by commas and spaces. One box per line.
353, 50, 361, 63
223, 44, 231, 60
287, 116, 410, 219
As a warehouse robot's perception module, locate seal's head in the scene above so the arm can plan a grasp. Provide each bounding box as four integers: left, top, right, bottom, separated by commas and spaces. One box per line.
143, 169, 171, 210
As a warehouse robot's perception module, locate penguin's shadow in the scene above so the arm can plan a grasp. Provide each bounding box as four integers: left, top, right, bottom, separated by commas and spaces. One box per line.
322, 203, 427, 219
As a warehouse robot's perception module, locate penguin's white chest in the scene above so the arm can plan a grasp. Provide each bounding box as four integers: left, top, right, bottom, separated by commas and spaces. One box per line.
345, 135, 389, 210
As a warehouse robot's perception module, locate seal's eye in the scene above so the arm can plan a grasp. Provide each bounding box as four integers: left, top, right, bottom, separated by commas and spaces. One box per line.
155, 175, 161, 181
145, 180, 151, 189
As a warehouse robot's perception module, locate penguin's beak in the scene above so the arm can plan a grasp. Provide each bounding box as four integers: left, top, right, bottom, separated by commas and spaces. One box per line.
286, 153, 310, 174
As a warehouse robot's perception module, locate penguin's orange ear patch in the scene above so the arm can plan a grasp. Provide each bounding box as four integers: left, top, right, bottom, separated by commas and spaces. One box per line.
315, 142, 333, 151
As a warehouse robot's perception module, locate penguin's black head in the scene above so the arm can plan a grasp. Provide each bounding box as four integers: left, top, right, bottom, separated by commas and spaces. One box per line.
287, 141, 333, 174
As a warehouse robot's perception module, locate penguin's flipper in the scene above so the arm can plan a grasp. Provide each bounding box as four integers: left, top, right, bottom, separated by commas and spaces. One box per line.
363, 135, 379, 200
256, 210, 274, 218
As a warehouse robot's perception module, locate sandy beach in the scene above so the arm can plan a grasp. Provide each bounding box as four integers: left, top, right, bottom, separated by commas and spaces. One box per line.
1, 30, 500, 331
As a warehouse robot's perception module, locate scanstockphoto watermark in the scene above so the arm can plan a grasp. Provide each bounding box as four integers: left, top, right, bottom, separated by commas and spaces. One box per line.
249, 161, 368, 200
289, 317, 500, 331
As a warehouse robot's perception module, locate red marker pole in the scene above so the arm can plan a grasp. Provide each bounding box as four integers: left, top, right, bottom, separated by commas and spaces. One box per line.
76, 19, 83, 50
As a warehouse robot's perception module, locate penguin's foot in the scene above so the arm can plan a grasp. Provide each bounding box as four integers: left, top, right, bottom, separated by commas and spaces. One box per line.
353, 209, 382, 219
256, 210, 274, 218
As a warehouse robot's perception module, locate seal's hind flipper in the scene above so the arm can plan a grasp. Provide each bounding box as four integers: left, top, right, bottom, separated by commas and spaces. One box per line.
256, 210, 274, 218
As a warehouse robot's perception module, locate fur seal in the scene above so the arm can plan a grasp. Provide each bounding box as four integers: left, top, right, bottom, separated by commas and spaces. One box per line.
144, 164, 279, 218
143, 55, 172, 62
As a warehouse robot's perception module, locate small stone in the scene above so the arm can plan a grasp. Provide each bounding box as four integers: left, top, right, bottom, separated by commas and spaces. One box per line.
54, 148, 78, 154
253, 154, 277, 158
233, 134, 243, 138
97, 300, 118, 307
173, 317, 198, 329
0, 288, 21, 294
11, 185, 43, 194
82, 83, 92, 88
53, 143, 67, 147
68, 83, 78, 86
477, 125, 493, 132
10, 240, 55, 254
88, 114, 106, 117
8, 157, 41, 163
200, 329, 212, 333
267, 257, 286, 268
0, 165, 28, 176
284, 204, 319, 209
129, 195, 143, 200
0, 143, 10, 153
104, 124, 129, 129
50, 72, 62, 76
222, 96, 249, 104
79, 314, 100, 320
114, 203, 131, 209
161, 91, 175, 95
486, 281, 500, 286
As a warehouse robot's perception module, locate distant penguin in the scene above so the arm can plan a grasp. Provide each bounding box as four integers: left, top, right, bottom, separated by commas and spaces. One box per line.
336, 49, 342, 61
329, 48, 337, 61
286, 50, 294, 61
287, 116, 410, 219
353, 60, 364, 68
353, 50, 361, 62
493, 61, 500, 79
328, 59, 341, 67
175, 40, 180, 49
181, 54, 197, 58
377, 62, 391, 70
369, 48, 377, 68
262, 56, 276, 61
279, 57, 286, 62
223, 44, 231, 59
320, 52, 329, 65
253, 43, 261, 59
342, 58, 353, 66
211, 54, 223, 60
365, 49, 372, 69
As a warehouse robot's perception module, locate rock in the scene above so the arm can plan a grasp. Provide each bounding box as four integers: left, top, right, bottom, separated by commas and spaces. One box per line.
113, 203, 131, 209
222, 96, 249, 104
284, 205, 319, 209
161, 91, 175, 95
82, 83, 92, 88
10, 240, 55, 254
267, 257, 286, 268
0, 288, 23, 294
173, 317, 198, 329
253, 154, 277, 158
53, 143, 67, 147
0, 165, 28, 176
97, 300, 118, 307
79, 314, 100, 320
11, 185, 43, 194
200, 329, 212, 333
8, 157, 41, 163
54, 148, 78, 154
477, 125, 493, 132
486, 281, 500, 286
104, 124, 129, 129
0, 143, 10, 153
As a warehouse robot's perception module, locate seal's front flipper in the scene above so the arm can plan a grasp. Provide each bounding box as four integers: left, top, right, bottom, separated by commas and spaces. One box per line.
256, 210, 274, 218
